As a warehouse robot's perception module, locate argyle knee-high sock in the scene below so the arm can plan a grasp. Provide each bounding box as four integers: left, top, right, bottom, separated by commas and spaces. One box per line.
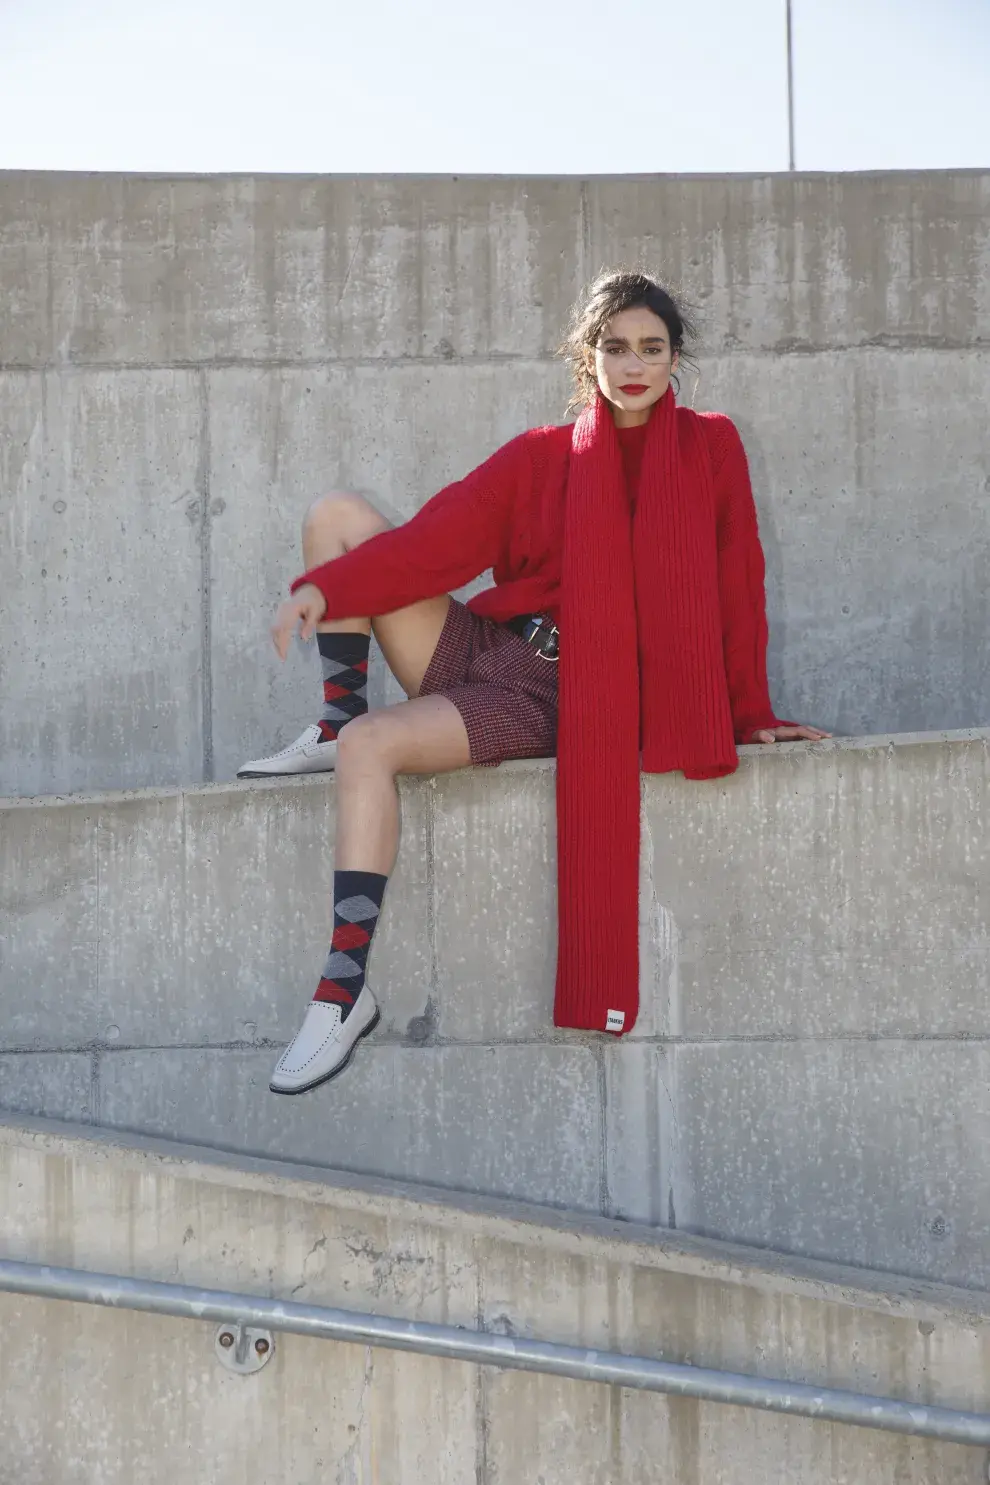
313, 870, 388, 1019
317, 631, 370, 742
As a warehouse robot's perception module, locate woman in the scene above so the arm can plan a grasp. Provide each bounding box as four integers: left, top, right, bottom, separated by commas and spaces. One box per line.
241, 270, 828, 1095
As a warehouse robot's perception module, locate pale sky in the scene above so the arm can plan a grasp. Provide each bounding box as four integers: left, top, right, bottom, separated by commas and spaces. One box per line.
0, 0, 987, 173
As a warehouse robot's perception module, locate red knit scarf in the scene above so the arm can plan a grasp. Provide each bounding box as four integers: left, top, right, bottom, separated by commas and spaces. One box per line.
554, 388, 738, 1036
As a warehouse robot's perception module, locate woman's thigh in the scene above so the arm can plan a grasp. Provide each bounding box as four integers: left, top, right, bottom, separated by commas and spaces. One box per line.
373, 596, 452, 700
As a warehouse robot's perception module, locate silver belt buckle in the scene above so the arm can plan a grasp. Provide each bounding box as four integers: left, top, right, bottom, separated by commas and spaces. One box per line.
529, 617, 559, 663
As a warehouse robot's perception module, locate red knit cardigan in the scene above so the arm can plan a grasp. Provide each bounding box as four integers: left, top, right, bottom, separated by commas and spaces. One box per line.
293, 412, 783, 745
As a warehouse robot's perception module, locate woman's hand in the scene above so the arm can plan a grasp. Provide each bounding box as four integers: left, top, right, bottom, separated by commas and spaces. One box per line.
271, 584, 328, 660
748, 724, 831, 745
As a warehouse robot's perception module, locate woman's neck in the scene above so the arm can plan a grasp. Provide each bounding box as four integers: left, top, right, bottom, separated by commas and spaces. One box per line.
612, 405, 653, 429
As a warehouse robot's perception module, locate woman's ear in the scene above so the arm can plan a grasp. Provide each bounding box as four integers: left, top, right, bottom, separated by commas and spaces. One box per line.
671, 349, 680, 374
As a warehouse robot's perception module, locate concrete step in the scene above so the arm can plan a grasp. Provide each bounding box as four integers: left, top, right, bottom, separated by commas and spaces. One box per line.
2, 729, 988, 1286
3, 173, 989, 801
2, 1114, 989, 1485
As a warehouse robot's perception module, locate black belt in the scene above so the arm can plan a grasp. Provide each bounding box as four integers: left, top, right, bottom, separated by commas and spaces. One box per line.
506, 612, 559, 662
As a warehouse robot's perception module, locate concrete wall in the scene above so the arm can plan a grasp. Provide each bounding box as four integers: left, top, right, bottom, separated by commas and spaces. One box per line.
2, 171, 989, 796
3, 1115, 990, 1485
3, 730, 989, 1289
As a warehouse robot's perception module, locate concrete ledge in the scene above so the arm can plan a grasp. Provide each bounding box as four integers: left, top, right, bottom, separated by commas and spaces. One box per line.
2, 1114, 989, 1484
5, 724, 986, 805
3, 731, 990, 1285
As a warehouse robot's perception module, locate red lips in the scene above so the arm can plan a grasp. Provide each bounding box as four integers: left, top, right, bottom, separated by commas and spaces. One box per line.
620, 384, 648, 394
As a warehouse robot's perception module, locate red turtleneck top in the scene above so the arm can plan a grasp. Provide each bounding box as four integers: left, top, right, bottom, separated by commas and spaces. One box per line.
616, 421, 650, 509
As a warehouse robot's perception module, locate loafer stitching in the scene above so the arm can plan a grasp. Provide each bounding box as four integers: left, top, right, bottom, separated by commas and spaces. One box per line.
275, 1002, 374, 1078
246, 741, 335, 765
277, 1025, 339, 1076
275, 1007, 340, 1075
244, 728, 330, 766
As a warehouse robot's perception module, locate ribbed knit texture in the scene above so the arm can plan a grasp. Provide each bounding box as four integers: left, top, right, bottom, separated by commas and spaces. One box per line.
616, 421, 650, 508
292, 397, 787, 1036
555, 391, 740, 1035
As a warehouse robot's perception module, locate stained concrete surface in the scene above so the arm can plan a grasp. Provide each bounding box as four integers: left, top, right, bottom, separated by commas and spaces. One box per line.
2, 1115, 989, 1485
3, 732, 989, 1287
2, 172, 989, 795
3, 174, 990, 1476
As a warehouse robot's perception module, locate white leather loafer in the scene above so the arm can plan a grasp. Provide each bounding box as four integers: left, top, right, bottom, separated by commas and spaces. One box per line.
269, 987, 380, 1095
237, 724, 337, 778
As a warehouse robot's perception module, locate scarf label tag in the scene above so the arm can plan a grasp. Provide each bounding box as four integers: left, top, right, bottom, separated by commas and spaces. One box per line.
605, 1009, 625, 1033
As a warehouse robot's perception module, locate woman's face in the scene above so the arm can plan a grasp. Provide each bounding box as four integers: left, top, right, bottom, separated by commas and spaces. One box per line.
589, 306, 678, 426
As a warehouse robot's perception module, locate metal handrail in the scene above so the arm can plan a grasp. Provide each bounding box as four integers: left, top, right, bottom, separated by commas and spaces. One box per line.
2, 1257, 988, 1448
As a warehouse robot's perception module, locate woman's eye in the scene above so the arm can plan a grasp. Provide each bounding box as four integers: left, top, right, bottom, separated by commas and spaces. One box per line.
600, 345, 667, 356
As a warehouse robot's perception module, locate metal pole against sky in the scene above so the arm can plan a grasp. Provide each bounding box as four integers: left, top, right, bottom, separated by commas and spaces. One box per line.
786, 0, 796, 169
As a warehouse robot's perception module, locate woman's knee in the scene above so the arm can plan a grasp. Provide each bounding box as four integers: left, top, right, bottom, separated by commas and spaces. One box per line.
302, 491, 389, 547
335, 712, 396, 775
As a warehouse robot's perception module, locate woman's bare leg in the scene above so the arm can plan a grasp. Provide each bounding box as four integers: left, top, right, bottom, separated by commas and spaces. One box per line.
302, 492, 451, 697
268, 497, 478, 1095
334, 696, 472, 874
268, 693, 472, 1094
302, 491, 474, 866
240, 490, 454, 777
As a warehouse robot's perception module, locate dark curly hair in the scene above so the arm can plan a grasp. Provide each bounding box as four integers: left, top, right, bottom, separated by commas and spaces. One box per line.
559, 269, 697, 413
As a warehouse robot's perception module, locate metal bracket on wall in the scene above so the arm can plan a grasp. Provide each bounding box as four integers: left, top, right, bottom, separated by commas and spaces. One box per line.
214, 1321, 275, 1375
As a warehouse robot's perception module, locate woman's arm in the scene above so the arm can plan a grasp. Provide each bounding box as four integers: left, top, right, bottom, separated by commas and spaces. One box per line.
290, 434, 530, 622
709, 415, 827, 745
